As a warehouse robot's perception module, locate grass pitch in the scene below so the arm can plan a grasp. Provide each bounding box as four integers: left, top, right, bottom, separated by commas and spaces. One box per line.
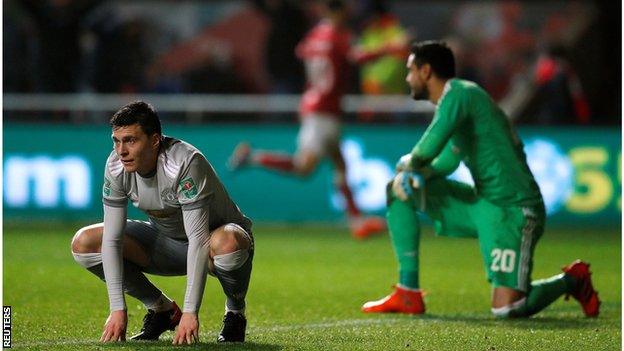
3, 223, 621, 350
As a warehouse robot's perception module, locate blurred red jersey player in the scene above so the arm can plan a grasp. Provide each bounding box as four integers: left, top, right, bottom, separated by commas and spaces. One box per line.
229, 0, 385, 239
296, 3, 350, 118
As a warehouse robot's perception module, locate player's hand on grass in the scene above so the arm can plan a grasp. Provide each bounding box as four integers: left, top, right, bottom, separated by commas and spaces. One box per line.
395, 154, 414, 172
100, 310, 127, 342
173, 313, 199, 345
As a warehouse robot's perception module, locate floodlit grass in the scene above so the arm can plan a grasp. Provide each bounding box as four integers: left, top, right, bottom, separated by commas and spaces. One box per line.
3, 223, 621, 350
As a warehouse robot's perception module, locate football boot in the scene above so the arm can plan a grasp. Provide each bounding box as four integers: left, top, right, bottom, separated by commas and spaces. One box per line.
362, 285, 425, 314
129, 302, 182, 340
562, 260, 600, 317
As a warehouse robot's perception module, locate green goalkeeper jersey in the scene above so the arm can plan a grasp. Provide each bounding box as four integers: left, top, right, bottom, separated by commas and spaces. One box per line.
410, 78, 543, 207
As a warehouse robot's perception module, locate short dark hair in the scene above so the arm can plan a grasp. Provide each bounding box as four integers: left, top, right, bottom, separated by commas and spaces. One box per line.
411, 40, 456, 79
110, 101, 162, 136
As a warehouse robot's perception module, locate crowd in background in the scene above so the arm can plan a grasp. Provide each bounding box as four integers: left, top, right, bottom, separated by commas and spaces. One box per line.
3, 0, 620, 125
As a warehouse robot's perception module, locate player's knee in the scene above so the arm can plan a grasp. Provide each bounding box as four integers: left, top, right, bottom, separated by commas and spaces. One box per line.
209, 231, 238, 255
71, 226, 102, 254
71, 225, 103, 268
293, 152, 318, 177
210, 225, 251, 256
210, 225, 251, 272
294, 161, 315, 177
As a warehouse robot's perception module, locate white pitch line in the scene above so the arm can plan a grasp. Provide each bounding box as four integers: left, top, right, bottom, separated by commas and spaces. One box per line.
254, 317, 410, 332
14, 317, 421, 347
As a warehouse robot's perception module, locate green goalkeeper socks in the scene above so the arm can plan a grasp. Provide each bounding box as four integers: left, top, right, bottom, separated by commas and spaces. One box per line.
509, 273, 577, 317
387, 197, 420, 289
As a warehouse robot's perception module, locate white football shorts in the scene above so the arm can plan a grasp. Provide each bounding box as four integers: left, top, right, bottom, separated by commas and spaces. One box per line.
297, 113, 341, 157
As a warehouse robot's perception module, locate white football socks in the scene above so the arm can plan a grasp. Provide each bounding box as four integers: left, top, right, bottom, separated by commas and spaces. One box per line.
397, 283, 421, 292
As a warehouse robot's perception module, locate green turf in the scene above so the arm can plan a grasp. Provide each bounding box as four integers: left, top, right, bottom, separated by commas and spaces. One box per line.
3, 223, 621, 350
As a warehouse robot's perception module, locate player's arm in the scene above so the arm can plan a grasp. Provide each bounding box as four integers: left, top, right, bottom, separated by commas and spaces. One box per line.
173, 154, 214, 345
172, 207, 210, 345
410, 90, 466, 169
393, 141, 461, 202
100, 161, 129, 342
350, 42, 408, 63
418, 142, 462, 179
350, 27, 409, 64
100, 204, 128, 342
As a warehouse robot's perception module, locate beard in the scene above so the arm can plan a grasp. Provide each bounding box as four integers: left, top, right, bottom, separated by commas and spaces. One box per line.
410, 86, 429, 100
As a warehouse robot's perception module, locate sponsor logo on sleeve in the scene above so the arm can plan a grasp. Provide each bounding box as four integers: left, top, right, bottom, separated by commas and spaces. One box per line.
103, 177, 111, 197
178, 177, 198, 199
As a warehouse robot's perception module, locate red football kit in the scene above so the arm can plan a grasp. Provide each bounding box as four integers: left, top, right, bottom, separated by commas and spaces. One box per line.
296, 21, 351, 118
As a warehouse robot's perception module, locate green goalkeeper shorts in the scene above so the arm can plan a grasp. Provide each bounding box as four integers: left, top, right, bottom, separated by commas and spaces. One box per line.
414, 177, 545, 292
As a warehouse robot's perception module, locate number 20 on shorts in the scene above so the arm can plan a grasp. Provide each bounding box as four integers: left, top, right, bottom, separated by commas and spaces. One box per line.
490, 249, 516, 273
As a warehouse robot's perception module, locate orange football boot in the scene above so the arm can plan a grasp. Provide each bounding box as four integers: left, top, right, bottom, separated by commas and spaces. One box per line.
562, 260, 600, 317
350, 216, 387, 240
362, 285, 425, 314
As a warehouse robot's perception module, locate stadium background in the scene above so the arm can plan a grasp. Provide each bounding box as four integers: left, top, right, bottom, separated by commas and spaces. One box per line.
3, 0, 621, 350
3, 0, 621, 225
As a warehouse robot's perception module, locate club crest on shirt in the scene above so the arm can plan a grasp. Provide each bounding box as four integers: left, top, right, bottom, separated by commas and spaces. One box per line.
161, 188, 177, 202
103, 177, 111, 197
178, 177, 198, 199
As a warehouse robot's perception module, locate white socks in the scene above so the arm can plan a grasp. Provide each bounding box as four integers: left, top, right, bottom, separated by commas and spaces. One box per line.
397, 284, 421, 292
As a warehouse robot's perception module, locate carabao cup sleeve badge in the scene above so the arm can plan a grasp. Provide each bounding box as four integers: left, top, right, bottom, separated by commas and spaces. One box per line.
103, 177, 111, 197
178, 177, 198, 199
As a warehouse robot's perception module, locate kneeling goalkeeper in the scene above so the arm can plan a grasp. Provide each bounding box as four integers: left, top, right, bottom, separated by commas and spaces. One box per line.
362, 41, 600, 318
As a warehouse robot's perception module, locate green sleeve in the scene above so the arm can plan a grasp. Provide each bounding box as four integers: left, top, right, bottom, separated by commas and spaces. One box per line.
410, 90, 466, 169
416, 142, 462, 179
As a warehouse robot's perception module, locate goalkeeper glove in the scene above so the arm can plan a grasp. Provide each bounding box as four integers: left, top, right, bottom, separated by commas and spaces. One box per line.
396, 153, 414, 172
392, 171, 422, 201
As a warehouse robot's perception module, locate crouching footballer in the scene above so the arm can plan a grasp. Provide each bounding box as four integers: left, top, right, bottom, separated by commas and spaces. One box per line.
362, 41, 600, 318
71, 101, 253, 344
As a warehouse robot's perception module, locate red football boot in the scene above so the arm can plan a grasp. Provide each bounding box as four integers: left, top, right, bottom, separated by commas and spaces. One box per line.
562, 260, 600, 317
350, 216, 387, 240
362, 285, 425, 314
